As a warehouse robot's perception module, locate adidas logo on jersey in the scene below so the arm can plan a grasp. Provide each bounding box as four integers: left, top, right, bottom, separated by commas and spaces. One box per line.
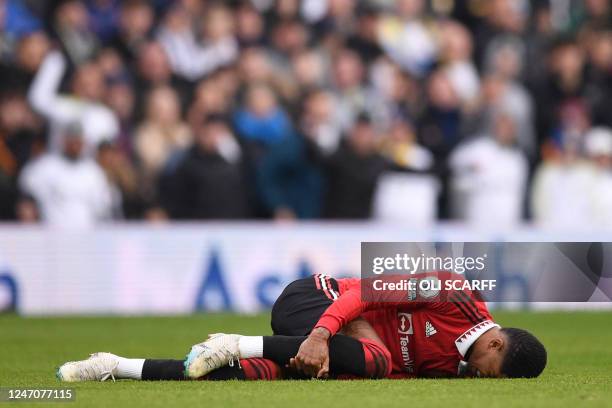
425, 321, 437, 337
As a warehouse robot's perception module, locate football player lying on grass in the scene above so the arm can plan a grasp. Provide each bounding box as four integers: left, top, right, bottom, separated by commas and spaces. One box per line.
57, 273, 547, 381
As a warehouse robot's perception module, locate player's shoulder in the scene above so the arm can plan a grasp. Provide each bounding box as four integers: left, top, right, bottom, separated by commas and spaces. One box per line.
417, 271, 493, 322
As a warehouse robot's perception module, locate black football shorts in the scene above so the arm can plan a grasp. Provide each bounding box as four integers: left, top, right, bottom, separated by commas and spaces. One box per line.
271, 274, 340, 336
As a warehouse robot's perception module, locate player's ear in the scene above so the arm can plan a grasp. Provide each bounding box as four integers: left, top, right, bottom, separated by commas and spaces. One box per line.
488, 336, 505, 352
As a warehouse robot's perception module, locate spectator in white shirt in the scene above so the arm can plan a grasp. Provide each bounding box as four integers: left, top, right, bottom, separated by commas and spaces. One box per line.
377, 0, 438, 78
156, 4, 238, 82
449, 113, 528, 228
374, 120, 439, 226
529, 128, 612, 229
584, 127, 612, 228
28, 50, 118, 156
18, 123, 116, 228
439, 20, 481, 106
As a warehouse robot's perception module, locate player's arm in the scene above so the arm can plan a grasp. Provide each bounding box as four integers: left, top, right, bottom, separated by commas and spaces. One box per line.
340, 317, 385, 344
292, 317, 390, 379
294, 275, 429, 377
315, 275, 429, 336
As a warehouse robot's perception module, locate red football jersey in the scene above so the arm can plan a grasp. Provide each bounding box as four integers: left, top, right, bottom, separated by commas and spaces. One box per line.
315, 272, 498, 378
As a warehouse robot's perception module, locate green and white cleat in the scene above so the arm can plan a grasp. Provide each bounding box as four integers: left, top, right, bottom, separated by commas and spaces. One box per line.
184, 333, 241, 379
56, 352, 120, 382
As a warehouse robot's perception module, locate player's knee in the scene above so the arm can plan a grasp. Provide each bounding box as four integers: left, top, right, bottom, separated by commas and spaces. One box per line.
361, 338, 393, 379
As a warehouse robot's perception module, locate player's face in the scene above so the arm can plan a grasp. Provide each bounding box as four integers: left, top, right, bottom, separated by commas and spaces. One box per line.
465, 332, 507, 378
464, 355, 503, 378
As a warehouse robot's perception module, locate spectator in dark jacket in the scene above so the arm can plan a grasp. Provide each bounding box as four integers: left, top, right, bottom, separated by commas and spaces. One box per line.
162, 115, 250, 220
232, 83, 323, 220
256, 133, 323, 221
322, 114, 388, 219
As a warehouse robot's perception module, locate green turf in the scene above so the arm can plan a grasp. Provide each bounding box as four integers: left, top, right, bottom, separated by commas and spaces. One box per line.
1, 312, 611, 408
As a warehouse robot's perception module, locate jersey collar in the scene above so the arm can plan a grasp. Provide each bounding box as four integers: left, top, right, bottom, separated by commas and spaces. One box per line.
455, 320, 500, 358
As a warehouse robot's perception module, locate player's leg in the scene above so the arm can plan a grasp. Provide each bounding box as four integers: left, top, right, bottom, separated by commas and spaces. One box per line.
185, 275, 392, 379
56, 353, 286, 382
58, 276, 336, 383
239, 328, 390, 379
140, 357, 285, 381
270, 274, 340, 337
259, 275, 391, 378
185, 333, 391, 380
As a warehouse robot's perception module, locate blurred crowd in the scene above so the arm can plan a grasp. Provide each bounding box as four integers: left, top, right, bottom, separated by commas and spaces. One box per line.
1, 0, 612, 228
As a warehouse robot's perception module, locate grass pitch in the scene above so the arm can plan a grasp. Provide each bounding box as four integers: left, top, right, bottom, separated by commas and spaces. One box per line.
1, 311, 611, 408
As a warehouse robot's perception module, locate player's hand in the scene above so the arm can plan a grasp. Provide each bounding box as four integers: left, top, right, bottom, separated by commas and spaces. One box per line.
293, 327, 330, 378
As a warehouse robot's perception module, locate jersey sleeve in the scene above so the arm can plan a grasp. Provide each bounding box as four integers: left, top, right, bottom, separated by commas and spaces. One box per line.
314, 274, 429, 336
315, 272, 491, 337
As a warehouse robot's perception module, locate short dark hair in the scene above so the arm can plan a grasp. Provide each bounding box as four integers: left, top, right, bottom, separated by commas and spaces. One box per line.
500, 328, 547, 378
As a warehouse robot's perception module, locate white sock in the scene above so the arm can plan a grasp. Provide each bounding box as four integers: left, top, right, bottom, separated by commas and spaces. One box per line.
238, 336, 264, 359
115, 357, 146, 380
